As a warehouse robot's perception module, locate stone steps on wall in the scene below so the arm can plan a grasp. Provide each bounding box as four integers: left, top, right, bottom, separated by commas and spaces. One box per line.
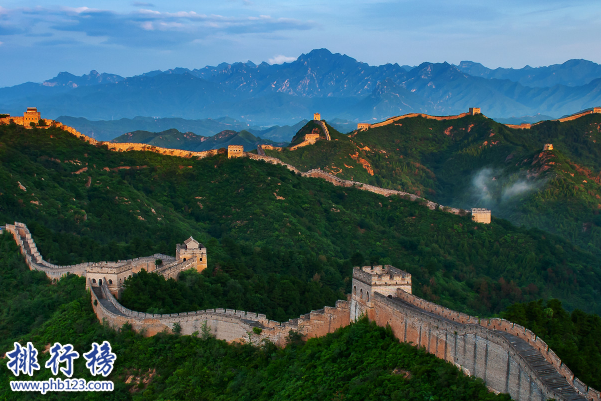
495, 332, 586, 401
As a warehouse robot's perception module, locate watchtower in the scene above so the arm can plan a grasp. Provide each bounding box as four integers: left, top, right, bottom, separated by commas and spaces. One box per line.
468, 108, 481, 116
471, 208, 491, 224
350, 265, 411, 321
357, 123, 371, 130
227, 145, 244, 158
313, 113, 321, 121
593, 107, 601, 114
176, 237, 207, 272
543, 144, 553, 151
23, 107, 40, 126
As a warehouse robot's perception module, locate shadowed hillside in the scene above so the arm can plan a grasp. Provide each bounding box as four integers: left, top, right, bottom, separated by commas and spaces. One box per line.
266, 114, 601, 254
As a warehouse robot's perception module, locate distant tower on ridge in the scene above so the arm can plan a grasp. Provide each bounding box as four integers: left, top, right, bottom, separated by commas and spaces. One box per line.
313, 113, 321, 121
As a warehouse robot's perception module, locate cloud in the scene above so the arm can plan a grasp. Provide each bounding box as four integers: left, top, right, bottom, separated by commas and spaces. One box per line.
468, 166, 548, 210
501, 180, 543, 200
132, 2, 155, 7
0, 6, 316, 49
268, 55, 296, 64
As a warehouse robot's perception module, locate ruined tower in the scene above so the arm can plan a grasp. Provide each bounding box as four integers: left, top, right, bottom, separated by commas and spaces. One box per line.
350, 265, 411, 321
176, 237, 208, 272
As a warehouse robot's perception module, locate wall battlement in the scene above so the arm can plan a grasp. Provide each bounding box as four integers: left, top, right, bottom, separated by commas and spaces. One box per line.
4, 222, 204, 298
383, 289, 598, 400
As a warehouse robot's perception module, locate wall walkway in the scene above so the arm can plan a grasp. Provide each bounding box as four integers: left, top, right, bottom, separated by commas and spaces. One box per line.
369, 289, 599, 401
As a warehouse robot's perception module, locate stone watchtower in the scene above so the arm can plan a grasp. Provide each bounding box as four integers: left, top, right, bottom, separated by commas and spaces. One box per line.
350, 265, 411, 321
313, 113, 321, 121
471, 208, 491, 224
468, 108, 481, 115
24, 107, 41, 126
228, 145, 244, 158
543, 143, 553, 151
176, 237, 207, 272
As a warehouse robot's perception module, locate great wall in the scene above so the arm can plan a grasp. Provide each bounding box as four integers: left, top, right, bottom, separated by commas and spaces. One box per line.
3, 107, 601, 399
505, 108, 601, 130
1, 222, 597, 401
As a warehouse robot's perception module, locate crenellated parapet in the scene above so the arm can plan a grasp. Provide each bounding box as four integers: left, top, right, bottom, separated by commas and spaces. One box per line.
4, 222, 202, 298
90, 276, 350, 346
385, 288, 597, 400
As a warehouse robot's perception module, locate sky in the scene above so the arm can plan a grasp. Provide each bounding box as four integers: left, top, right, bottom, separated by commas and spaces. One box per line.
1, 0, 601, 87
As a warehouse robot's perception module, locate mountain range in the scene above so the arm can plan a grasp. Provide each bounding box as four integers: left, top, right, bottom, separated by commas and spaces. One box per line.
3, 49, 601, 125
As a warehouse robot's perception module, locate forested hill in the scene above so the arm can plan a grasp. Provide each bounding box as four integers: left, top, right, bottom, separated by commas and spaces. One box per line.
265, 114, 601, 255
0, 233, 508, 400
1, 124, 601, 319
111, 128, 285, 152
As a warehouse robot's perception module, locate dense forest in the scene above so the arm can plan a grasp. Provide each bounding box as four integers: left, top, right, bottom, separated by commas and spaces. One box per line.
0, 234, 508, 400
502, 299, 601, 390
1, 124, 601, 318
267, 115, 601, 254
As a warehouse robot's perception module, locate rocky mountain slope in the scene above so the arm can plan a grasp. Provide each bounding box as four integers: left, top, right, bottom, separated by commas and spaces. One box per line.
3, 50, 601, 124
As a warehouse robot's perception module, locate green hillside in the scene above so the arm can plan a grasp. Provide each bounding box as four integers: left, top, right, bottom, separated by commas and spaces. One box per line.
266, 115, 601, 254
0, 234, 507, 400
1, 124, 601, 318
112, 128, 284, 152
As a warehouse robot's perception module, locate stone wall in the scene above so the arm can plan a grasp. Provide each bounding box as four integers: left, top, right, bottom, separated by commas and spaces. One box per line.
506, 108, 601, 130
289, 133, 321, 151
90, 275, 350, 346
4, 222, 192, 298
247, 154, 463, 216
315, 120, 331, 140
369, 112, 471, 129
0, 116, 222, 159
103, 142, 220, 159
374, 289, 599, 401
4, 220, 599, 399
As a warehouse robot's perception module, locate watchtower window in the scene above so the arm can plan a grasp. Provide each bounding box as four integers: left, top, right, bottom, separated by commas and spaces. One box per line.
390, 274, 393, 280
92, 279, 96, 284
360, 289, 363, 299
367, 292, 370, 302
108, 279, 113, 285
353, 286, 356, 295
183, 258, 186, 261
99, 279, 102, 285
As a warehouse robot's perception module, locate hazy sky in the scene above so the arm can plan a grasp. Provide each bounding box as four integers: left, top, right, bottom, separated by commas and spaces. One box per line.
1, 0, 601, 87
